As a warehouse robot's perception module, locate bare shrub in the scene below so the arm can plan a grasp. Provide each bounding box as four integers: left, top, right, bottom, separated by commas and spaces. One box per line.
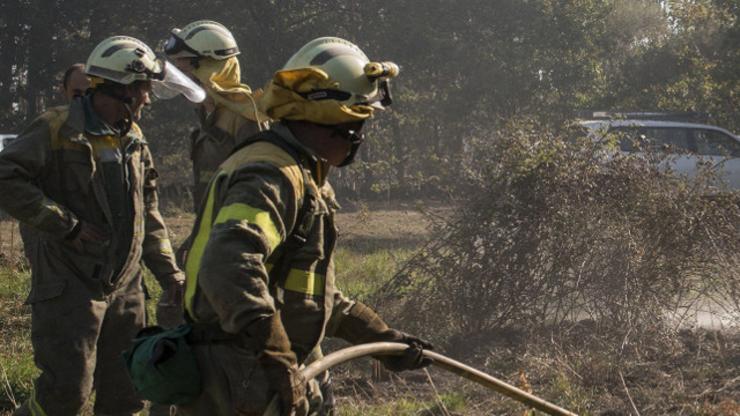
375, 118, 740, 343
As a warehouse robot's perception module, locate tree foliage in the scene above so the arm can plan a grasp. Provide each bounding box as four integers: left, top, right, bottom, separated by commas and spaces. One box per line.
375, 118, 740, 343
0, 0, 737, 200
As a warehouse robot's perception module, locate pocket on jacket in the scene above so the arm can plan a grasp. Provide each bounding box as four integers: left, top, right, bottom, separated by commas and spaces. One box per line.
219, 345, 270, 413
24, 280, 66, 304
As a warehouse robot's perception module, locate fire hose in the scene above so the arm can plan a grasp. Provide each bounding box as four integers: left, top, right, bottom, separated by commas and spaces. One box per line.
263, 342, 578, 416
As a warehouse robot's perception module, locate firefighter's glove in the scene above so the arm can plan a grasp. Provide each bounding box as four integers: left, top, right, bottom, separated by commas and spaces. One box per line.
248, 314, 309, 416
156, 274, 184, 328
334, 302, 434, 372
66, 221, 109, 253
375, 330, 434, 372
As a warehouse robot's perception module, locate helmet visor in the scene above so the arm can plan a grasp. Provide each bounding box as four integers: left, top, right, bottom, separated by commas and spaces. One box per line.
151, 61, 206, 103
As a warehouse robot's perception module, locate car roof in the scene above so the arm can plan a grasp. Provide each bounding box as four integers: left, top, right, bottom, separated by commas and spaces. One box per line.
579, 119, 738, 138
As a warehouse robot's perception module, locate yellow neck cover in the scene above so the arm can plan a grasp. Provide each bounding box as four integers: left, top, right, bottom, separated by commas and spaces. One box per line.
192, 57, 265, 123
258, 67, 375, 125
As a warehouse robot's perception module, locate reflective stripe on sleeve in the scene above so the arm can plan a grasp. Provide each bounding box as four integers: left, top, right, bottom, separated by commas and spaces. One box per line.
265, 262, 325, 296
145, 238, 174, 255
26, 198, 66, 227
158, 238, 174, 255
184, 178, 284, 319
284, 268, 325, 296
214, 203, 281, 252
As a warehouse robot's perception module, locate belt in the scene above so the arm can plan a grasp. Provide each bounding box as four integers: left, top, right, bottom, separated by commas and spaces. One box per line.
185, 323, 257, 349
186, 323, 239, 344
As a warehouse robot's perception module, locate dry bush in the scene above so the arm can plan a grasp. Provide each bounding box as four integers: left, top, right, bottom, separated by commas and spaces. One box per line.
375, 118, 740, 344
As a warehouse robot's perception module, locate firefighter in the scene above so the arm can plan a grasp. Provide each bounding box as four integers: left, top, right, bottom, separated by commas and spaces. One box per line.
178, 37, 432, 416
19, 63, 91, 264
61, 63, 90, 101
0, 36, 204, 416
163, 20, 266, 210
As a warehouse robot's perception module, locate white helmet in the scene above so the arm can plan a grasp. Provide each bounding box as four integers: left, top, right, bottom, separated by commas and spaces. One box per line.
282, 36, 398, 108
86, 36, 205, 103
87, 36, 163, 85
164, 20, 239, 60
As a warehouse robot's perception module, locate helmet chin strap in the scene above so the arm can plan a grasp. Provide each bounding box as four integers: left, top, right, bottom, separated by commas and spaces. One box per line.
336, 131, 364, 167
98, 86, 134, 136
116, 102, 134, 136
337, 139, 362, 167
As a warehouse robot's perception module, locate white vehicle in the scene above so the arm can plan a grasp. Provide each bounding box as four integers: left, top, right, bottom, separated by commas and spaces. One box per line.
580, 118, 740, 191
0, 134, 18, 153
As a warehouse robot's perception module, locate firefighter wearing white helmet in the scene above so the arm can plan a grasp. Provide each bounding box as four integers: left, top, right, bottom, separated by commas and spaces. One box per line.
86, 36, 205, 134
172, 37, 432, 416
1, 35, 202, 416
164, 20, 240, 61
164, 20, 266, 211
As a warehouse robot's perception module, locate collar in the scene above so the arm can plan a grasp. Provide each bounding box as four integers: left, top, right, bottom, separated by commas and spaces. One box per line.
271, 122, 331, 185
271, 122, 320, 162
82, 95, 119, 136
65, 97, 86, 134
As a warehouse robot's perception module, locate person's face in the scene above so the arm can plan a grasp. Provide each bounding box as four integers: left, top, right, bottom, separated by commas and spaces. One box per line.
124, 81, 152, 121
64, 70, 90, 102
324, 121, 365, 166
172, 57, 196, 77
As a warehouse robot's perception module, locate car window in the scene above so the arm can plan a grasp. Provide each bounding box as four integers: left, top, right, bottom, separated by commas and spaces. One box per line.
0, 137, 17, 152
609, 127, 643, 151
643, 128, 694, 152
611, 127, 693, 153
693, 129, 740, 157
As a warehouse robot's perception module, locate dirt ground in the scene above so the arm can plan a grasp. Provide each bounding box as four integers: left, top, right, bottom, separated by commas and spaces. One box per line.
2, 205, 738, 415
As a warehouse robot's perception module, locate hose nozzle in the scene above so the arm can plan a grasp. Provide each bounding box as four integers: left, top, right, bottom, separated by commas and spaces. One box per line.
364, 61, 399, 79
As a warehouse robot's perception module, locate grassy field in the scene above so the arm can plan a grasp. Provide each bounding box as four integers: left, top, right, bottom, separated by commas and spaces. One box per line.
1, 205, 738, 415
0, 204, 438, 415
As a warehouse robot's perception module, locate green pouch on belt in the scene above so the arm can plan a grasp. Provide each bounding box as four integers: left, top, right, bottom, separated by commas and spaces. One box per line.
123, 324, 201, 405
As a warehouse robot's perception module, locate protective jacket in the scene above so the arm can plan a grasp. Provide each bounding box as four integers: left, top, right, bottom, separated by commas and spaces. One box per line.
184, 123, 352, 362
189, 105, 261, 210
0, 99, 182, 300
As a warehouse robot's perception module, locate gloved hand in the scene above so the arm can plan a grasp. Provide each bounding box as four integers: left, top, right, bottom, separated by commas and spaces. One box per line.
156, 274, 184, 328
248, 314, 309, 416
66, 221, 109, 253
334, 302, 435, 372
372, 329, 434, 372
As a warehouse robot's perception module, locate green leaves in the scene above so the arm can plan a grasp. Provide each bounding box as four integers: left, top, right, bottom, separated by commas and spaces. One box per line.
0, 0, 735, 200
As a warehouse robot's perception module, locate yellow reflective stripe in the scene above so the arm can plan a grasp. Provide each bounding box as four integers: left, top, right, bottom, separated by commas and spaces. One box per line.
264, 264, 325, 296
284, 268, 325, 296
146, 238, 173, 255
158, 238, 174, 255
29, 389, 48, 416
26, 198, 65, 227
184, 174, 221, 319
214, 203, 281, 252
89, 134, 120, 153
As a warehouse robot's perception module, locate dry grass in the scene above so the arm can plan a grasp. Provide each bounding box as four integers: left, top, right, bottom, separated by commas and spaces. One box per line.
0, 207, 433, 414
1, 178, 738, 415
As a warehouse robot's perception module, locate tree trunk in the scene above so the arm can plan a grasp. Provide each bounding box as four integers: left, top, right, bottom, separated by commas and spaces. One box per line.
25, 0, 58, 119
